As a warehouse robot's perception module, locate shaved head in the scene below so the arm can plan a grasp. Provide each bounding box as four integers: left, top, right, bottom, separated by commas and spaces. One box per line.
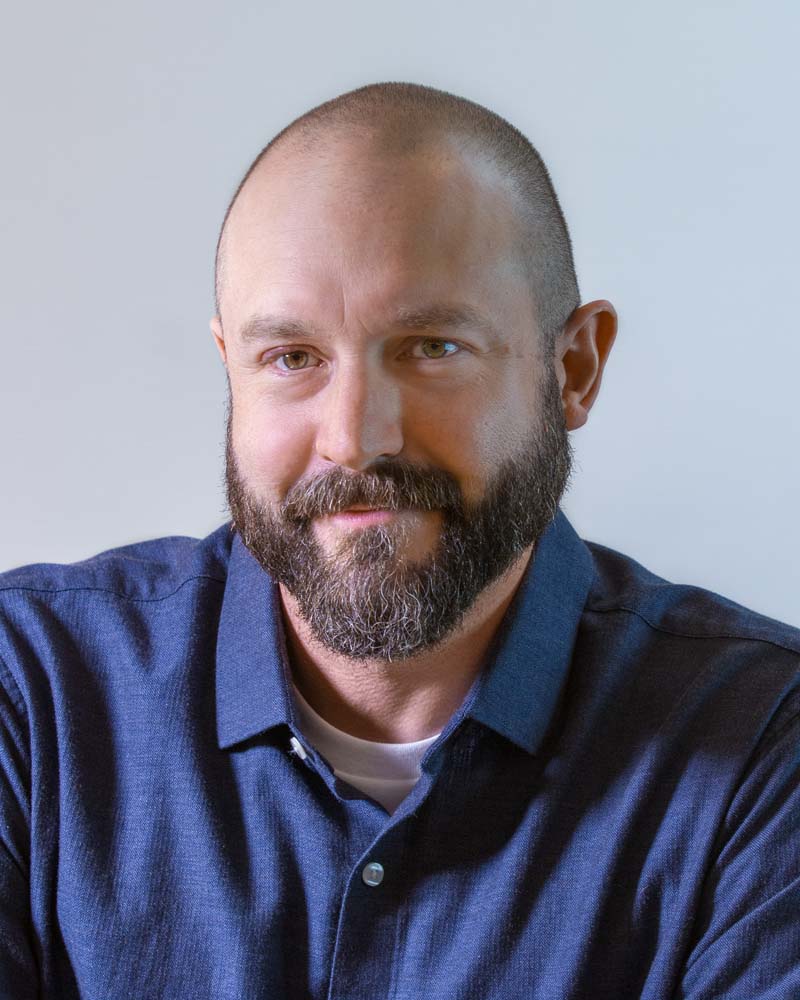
214, 82, 580, 348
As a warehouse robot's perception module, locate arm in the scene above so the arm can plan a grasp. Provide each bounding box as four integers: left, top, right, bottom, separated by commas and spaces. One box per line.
676, 696, 800, 999
0, 658, 38, 1000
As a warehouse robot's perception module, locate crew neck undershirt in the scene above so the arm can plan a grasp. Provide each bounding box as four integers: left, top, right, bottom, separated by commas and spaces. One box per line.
291, 684, 441, 814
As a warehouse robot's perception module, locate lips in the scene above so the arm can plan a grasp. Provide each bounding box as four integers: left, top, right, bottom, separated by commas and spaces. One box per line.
327, 507, 398, 527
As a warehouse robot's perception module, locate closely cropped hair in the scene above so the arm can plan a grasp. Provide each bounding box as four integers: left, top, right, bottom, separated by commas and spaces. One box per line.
215, 82, 580, 349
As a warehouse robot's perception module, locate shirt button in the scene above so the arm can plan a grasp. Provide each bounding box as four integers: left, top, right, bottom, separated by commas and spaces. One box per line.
362, 862, 385, 887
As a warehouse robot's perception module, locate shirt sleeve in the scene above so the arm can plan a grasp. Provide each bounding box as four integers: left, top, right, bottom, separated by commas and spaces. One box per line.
0, 655, 38, 1000
675, 695, 800, 999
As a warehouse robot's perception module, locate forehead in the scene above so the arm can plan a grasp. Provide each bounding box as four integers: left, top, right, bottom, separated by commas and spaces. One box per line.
220, 134, 534, 336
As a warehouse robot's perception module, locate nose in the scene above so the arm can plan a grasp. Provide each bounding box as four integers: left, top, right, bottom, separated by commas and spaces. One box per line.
315, 359, 404, 470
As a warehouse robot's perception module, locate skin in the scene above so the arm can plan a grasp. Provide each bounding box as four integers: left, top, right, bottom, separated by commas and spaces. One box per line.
212, 132, 617, 742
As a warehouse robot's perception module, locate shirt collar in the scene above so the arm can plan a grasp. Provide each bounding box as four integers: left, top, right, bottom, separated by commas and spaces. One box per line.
466, 510, 596, 754
216, 534, 295, 748
216, 510, 595, 753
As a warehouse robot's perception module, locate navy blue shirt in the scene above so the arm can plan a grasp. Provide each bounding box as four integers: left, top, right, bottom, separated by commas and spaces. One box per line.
1, 512, 798, 999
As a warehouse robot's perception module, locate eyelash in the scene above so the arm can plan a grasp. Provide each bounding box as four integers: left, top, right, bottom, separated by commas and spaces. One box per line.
265, 338, 462, 373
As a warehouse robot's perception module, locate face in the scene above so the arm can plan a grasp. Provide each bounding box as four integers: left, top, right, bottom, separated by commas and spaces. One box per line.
215, 134, 573, 660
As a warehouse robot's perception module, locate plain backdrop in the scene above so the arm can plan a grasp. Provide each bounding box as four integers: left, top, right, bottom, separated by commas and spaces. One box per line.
1, 0, 798, 626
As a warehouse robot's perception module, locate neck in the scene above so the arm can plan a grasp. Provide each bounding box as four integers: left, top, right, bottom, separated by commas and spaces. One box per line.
279, 546, 533, 743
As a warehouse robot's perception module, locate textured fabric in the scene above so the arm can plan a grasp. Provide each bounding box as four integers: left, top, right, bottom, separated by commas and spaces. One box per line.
291, 684, 440, 814
0, 511, 798, 999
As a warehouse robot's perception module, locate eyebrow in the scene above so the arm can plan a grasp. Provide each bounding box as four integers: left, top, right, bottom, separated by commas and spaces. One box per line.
239, 316, 316, 345
392, 303, 497, 337
237, 303, 497, 345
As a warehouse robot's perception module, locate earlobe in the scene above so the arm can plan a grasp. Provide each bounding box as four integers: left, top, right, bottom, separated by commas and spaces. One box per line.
210, 316, 228, 367
556, 299, 617, 432
563, 397, 589, 431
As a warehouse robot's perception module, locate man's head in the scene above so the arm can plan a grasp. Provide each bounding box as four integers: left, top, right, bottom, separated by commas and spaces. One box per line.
215, 82, 581, 352
212, 82, 616, 661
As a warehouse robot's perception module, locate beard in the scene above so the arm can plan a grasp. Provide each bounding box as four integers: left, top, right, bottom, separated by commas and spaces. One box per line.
225, 366, 572, 662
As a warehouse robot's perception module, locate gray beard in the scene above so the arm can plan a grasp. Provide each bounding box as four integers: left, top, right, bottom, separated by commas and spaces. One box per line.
226, 366, 572, 661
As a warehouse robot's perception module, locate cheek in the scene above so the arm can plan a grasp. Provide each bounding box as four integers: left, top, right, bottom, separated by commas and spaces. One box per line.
409, 393, 515, 502
230, 396, 316, 500
427, 377, 543, 501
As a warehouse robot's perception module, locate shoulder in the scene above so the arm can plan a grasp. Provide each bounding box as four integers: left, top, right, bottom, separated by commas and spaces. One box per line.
584, 539, 800, 659
0, 524, 234, 604
579, 539, 800, 751
0, 525, 236, 707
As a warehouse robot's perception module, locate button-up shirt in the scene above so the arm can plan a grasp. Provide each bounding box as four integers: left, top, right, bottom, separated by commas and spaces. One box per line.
1, 512, 798, 999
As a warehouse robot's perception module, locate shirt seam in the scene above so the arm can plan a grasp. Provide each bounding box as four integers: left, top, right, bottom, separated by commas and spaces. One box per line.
0, 573, 227, 605
585, 604, 800, 658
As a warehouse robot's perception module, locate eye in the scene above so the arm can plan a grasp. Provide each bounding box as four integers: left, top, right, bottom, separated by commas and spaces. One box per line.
411, 338, 461, 360
272, 350, 321, 372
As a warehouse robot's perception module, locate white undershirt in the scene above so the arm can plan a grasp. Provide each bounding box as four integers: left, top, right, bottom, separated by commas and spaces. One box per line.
291, 684, 440, 814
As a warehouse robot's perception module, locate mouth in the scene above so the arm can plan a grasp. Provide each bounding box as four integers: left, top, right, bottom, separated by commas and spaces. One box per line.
327, 506, 398, 527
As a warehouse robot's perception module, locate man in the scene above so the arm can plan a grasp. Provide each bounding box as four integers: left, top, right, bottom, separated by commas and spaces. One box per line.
0, 82, 797, 999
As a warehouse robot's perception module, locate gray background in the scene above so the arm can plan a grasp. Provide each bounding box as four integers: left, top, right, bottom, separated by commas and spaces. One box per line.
1, 0, 798, 626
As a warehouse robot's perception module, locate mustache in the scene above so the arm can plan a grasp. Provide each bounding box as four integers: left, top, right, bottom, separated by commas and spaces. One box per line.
280, 460, 464, 522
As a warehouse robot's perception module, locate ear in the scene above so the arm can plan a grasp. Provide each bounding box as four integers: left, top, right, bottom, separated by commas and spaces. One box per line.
554, 300, 617, 431
210, 316, 227, 367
